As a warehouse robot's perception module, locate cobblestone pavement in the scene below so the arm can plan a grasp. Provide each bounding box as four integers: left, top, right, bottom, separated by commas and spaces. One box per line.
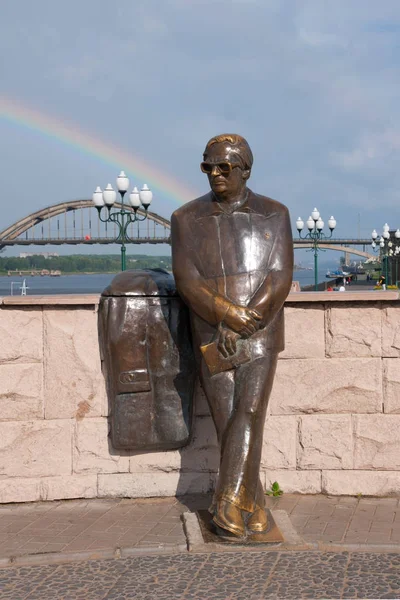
1, 550, 400, 599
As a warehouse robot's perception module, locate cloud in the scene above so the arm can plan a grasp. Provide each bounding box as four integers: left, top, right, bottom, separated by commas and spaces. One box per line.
331, 130, 400, 170
297, 29, 349, 48
1, 0, 400, 237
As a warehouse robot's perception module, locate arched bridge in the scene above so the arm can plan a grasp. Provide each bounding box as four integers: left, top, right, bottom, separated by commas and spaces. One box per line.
294, 241, 374, 260
0, 201, 376, 260
0, 200, 171, 249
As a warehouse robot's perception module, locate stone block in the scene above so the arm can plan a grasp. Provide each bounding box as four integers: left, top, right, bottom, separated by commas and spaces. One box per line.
43, 308, 107, 419
264, 469, 321, 494
129, 416, 219, 473
269, 358, 382, 414
0, 420, 72, 477
298, 415, 353, 469
98, 472, 216, 498
326, 304, 381, 357
354, 415, 400, 469
73, 418, 129, 474
0, 475, 97, 503
194, 380, 211, 417
261, 416, 296, 469
383, 358, 400, 413
0, 363, 43, 421
382, 305, 400, 357
280, 304, 325, 359
0, 308, 43, 364
129, 449, 182, 474
322, 470, 400, 496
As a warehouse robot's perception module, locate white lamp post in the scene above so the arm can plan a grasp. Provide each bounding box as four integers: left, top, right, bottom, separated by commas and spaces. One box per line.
92, 171, 153, 271
371, 224, 400, 287
296, 208, 337, 291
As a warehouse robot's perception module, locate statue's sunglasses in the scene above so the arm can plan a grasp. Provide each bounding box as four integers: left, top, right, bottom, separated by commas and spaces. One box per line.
200, 161, 241, 175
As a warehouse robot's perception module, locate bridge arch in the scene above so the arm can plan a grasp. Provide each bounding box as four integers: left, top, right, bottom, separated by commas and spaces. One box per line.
293, 242, 374, 260
0, 202, 377, 260
0, 200, 171, 248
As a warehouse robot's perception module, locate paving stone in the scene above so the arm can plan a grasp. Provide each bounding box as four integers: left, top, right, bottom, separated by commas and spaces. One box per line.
343, 553, 400, 599
0, 549, 400, 599
264, 552, 348, 599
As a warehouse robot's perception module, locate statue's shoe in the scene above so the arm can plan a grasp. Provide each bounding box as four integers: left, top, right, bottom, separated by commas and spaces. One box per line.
247, 507, 268, 532
212, 501, 245, 537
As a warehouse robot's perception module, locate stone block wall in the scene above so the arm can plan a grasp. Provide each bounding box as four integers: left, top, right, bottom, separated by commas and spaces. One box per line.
1, 292, 400, 503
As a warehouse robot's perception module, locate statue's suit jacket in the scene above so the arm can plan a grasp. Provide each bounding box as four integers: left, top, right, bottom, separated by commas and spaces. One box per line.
171, 189, 293, 358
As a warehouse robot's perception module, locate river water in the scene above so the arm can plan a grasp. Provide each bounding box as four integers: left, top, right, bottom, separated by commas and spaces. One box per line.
2, 266, 336, 296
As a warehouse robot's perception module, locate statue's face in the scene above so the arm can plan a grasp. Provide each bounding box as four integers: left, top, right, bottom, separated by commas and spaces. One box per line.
201, 142, 248, 197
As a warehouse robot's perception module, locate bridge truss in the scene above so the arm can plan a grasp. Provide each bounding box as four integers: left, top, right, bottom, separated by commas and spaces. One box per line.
0, 200, 171, 249
0, 201, 375, 259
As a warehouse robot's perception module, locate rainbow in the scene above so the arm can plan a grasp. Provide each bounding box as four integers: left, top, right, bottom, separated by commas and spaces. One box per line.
0, 95, 197, 205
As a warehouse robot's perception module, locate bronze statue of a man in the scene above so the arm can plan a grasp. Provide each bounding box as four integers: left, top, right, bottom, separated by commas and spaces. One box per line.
171, 134, 293, 538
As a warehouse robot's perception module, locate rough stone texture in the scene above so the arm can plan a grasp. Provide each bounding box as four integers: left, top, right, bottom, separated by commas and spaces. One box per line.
129, 449, 182, 474
98, 472, 216, 498
4, 551, 400, 600
129, 416, 219, 474
382, 304, 400, 357
0, 363, 43, 421
264, 469, 321, 494
298, 415, 353, 470
269, 358, 382, 415
0, 420, 72, 477
322, 470, 400, 496
280, 304, 325, 359
0, 307, 43, 364
181, 416, 219, 472
194, 380, 211, 417
353, 415, 400, 470
3, 550, 400, 600
43, 308, 107, 419
73, 417, 130, 474
261, 415, 297, 469
1, 300, 400, 502
0, 474, 97, 503
326, 304, 382, 358
383, 358, 400, 413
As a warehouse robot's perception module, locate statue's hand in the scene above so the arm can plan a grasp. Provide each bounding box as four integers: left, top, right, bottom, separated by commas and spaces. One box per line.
223, 305, 262, 337
217, 327, 241, 358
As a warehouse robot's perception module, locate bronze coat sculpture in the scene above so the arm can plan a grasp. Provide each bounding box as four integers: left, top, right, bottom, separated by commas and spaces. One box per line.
171, 134, 293, 538
99, 269, 195, 451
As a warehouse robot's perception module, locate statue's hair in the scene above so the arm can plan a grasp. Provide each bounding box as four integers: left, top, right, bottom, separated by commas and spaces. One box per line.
203, 134, 253, 170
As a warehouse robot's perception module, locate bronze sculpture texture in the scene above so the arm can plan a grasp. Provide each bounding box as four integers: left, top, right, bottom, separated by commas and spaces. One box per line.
171, 134, 293, 538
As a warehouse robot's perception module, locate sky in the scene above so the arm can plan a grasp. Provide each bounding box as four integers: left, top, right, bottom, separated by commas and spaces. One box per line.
1, 0, 400, 263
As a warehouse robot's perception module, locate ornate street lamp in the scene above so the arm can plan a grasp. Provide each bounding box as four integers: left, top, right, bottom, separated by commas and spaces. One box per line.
92, 171, 153, 271
296, 209, 337, 291
371, 225, 400, 287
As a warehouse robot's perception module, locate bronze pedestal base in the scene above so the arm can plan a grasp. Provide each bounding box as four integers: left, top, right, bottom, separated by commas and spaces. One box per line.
196, 509, 284, 545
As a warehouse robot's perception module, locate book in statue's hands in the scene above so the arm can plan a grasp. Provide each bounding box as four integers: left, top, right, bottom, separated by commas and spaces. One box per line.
200, 339, 251, 376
